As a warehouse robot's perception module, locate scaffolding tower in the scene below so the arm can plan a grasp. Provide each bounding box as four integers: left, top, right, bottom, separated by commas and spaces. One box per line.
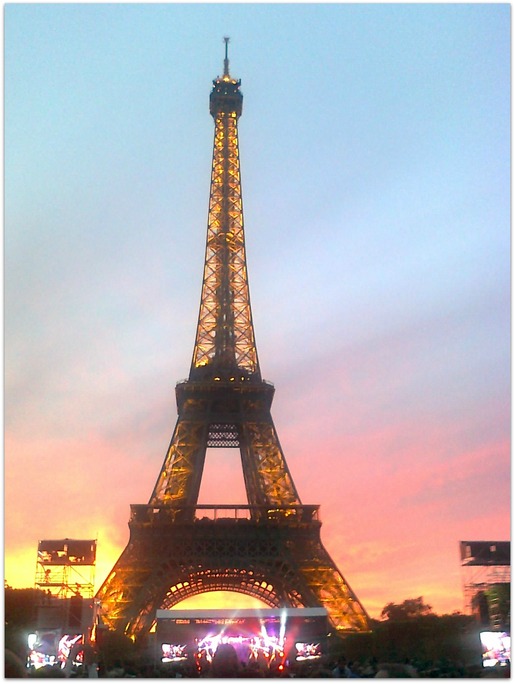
460, 541, 510, 630
35, 539, 97, 635
35, 538, 96, 598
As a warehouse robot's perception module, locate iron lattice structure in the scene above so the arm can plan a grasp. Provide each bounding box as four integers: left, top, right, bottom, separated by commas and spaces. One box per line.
96, 41, 370, 638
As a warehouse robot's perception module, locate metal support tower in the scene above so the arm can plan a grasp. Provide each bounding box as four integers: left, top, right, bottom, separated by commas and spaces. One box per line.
35, 539, 96, 599
460, 541, 510, 629
34, 539, 97, 636
96, 39, 370, 638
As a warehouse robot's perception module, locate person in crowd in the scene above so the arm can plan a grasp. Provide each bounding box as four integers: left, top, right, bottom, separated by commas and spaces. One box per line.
5, 649, 28, 678
210, 643, 241, 678
332, 655, 352, 677
374, 662, 415, 677
105, 659, 125, 678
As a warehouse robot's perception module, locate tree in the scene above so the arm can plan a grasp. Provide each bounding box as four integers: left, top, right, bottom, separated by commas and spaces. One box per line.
5, 586, 44, 628
482, 584, 510, 630
5, 586, 46, 660
329, 611, 477, 674
380, 596, 434, 621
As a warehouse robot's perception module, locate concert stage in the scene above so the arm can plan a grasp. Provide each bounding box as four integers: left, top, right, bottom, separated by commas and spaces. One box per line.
154, 607, 329, 670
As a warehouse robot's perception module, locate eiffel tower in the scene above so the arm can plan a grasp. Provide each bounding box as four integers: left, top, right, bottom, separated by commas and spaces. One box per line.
96, 39, 370, 638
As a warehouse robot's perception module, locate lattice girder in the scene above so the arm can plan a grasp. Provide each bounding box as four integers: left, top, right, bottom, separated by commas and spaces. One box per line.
240, 420, 300, 509
149, 418, 208, 507
191, 108, 259, 379
149, 380, 300, 510
96, 507, 369, 637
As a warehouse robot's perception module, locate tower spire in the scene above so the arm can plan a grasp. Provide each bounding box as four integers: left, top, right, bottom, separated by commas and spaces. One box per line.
223, 36, 230, 77
194, 41, 251, 379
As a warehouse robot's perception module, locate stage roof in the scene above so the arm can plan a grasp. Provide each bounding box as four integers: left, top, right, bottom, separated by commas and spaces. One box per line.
156, 607, 328, 620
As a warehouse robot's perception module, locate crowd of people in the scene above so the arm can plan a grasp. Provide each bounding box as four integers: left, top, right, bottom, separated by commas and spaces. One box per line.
5, 643, 512, 678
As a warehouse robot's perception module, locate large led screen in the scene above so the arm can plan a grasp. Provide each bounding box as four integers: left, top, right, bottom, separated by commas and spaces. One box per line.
480, 631, 510, 668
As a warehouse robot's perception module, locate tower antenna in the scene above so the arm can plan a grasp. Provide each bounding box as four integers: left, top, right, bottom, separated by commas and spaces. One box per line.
223, 36, 230, 77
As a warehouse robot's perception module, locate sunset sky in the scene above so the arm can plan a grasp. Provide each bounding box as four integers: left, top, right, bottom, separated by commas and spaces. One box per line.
5, 4, 510, 620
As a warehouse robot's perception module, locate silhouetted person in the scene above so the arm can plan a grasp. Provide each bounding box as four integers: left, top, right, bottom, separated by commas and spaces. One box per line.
332, 655, 352, 677
211, 643, 241, 678
5, 649, 28, 678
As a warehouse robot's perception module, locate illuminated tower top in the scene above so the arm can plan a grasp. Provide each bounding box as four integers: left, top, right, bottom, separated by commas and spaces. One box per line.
191, 37, 259, 381
209, 36, 243, 118
223, 35, 230, 77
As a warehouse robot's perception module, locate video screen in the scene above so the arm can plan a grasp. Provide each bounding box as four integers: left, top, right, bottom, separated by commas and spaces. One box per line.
37, 539, 96, 565
480, 631, 511, 668
28, 632, 83, 670
28, 652, 57, 670
161, 643, 188, 663
28, 630, 61, 670
58, 634, 83, 665
190, 633, 284, 666
295, 642, 322, 661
